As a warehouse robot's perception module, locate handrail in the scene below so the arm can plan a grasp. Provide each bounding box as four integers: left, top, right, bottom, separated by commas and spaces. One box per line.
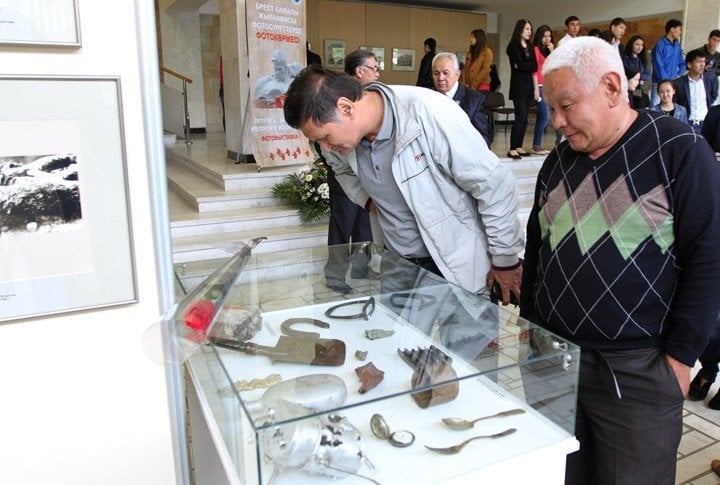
160, 66, 193, 145
160, 66, 193, 83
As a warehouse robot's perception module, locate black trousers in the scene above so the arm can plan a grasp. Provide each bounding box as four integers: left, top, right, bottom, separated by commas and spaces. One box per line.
510, 95, 533, 150
324, 190, 373, 284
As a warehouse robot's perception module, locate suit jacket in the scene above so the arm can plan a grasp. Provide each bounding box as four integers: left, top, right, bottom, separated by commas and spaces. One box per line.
701, 104, 720, 152
673, 73, 719, 119
506, 41, 537, 101
452, 84, 493, 147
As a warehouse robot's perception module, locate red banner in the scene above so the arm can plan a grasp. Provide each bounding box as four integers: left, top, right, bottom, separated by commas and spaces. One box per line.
246, 0, 313, 168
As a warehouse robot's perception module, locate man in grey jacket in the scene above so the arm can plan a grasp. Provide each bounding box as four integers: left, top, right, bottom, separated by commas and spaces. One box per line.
283, 65, 524, 303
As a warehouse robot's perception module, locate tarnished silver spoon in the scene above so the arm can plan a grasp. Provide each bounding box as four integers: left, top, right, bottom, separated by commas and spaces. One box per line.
424, 428, 517, 455
441, 408, 526, 431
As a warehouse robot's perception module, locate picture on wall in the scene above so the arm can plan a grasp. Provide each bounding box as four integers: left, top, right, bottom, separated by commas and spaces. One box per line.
0, 76, 136, 322
360, 46, 385, 71
0, 0, 81, 46
324, 39, 347, 69
392, 48, 416, 71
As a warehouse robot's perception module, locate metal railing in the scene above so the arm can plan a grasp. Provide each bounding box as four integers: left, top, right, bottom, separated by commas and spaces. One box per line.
160, 66, 193, 145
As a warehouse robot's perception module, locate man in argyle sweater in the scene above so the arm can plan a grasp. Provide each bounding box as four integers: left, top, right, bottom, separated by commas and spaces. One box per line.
521, 37, 720, 484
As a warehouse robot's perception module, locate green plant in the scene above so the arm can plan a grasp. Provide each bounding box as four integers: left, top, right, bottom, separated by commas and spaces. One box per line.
271, 160, 330, 224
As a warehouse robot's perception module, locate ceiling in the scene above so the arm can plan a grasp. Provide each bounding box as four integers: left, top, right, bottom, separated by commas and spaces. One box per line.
361, 0, 532, 13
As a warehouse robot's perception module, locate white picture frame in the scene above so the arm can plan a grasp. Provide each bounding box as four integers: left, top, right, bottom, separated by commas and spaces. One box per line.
0, 0, 81, 47
392, 48, 416, 72
0, 76, 136, 322
360, 46, 386, 71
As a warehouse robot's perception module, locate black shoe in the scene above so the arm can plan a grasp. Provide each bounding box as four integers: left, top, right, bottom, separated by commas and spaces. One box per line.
708, 390, 720, 410
506, 151, 522, 160
688, 373, 712, 401
325, 281, 354, 294
516, 150, 532, 157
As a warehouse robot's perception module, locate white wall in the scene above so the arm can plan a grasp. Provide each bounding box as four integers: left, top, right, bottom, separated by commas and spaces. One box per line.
0, 1, 180, 484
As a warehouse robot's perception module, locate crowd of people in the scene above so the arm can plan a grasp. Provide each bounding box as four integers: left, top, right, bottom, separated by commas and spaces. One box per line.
296, 14, 720, 483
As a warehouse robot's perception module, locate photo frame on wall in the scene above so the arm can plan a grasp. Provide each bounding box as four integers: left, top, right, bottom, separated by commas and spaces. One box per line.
360, 46, 386, 71
0, 0, 81, 47
392, 48, 416, 71
324, 39, 347, 69
0, 76, 136, 322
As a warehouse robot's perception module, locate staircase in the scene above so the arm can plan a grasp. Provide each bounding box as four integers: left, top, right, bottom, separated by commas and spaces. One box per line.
165, 135, 543, 264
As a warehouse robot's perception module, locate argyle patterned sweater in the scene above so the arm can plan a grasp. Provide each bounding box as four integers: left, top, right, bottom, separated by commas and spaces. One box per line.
520, 110, 720, 366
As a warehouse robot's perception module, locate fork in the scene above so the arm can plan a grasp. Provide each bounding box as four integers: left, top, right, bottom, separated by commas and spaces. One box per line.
424, 427, 517, 455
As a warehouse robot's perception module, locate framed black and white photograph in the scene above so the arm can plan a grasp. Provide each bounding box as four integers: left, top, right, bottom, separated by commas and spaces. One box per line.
0, 76, 136, 322
0, 0, 81, 47
392, 48, 416, 72
324, 39, 346, 69
360, 46, 385, 71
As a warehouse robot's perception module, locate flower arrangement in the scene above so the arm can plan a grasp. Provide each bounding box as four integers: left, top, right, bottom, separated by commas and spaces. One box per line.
271, 160, 330, 224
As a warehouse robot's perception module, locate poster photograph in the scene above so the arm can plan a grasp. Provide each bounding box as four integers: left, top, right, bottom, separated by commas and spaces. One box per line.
0, 77, 136, 322
0, 0, 81, 46
360, 46, 385, 71
392, 48, 416, 71
246, 0, 313, 168
324, 39, 346, 69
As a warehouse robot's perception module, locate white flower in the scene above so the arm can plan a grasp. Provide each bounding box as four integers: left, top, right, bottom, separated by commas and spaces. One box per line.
318, 182, 329, 199
305, 174, 313, 182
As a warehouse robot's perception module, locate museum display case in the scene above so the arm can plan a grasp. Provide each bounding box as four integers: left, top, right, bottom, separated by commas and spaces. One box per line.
174, 242, 580, 484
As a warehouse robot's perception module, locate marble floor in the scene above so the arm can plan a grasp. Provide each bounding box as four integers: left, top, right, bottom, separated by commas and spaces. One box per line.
168, 125, 720, 484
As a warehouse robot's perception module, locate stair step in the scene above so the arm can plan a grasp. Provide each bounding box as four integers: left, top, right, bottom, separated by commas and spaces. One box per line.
170, 205, 305, 238
167, 160, 283, 212
167, 143, 302, 191
171, 224, 328, 264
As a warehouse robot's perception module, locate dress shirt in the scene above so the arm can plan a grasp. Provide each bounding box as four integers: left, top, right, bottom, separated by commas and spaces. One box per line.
689, 75, 708, 121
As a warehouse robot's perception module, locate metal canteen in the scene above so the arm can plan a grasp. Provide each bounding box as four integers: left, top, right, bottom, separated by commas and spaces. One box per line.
244, 374, 348, 417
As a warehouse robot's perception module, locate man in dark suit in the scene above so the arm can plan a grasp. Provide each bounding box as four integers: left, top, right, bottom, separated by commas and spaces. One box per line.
674, 49, 719, 132
702, 105, 720, 153
322, 50, 380, 294
432, 52, 493, 146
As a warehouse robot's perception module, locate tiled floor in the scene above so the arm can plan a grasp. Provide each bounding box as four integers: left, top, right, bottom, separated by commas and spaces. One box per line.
167, 125, 720, 484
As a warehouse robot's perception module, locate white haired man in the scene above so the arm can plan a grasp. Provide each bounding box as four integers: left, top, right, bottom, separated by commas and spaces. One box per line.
520, 37, 720, 483
432, 52, 493, 146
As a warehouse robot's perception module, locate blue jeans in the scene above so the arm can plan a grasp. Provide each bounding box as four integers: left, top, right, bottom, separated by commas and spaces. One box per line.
697, 314, 720, 383
533, 86, 549, 147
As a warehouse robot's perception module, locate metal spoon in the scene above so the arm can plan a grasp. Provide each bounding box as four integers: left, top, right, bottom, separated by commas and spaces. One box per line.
424, 428, 517, 455
441, 408, 526, 431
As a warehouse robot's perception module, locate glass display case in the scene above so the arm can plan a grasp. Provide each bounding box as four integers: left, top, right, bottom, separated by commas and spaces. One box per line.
174, 243, 580, 484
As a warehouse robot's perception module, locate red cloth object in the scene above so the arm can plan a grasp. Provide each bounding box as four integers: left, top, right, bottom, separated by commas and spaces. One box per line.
185, 299, 216, 330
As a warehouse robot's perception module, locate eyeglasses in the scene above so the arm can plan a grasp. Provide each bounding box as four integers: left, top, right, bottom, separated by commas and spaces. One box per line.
362, 64, 379, 72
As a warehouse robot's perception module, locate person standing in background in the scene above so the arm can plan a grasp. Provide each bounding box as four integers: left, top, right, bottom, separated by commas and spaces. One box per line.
623, 35, 650, 91
699, 30, 720, 78
609, 17, 627, 57
557, 15, 580, 47
432, 52, 493, 146
673, 49, 719, 133
462, 29, 493, 91
531, 25, 553, 155
650, 79, 688, 123
651, 19, 686, 106
321, 50, 380, 294
506, 18, 537, 159
416, 37, 437, 89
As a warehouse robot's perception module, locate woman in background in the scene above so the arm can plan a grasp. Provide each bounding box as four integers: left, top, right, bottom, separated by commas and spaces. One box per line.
650, 79, 688, 123
624, 66, 641, 108
531, 25, 553, 154
622, 35, 650, 87
506, 19, 537, 159
623, 35, 650, 106
462, 29, 493, 91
